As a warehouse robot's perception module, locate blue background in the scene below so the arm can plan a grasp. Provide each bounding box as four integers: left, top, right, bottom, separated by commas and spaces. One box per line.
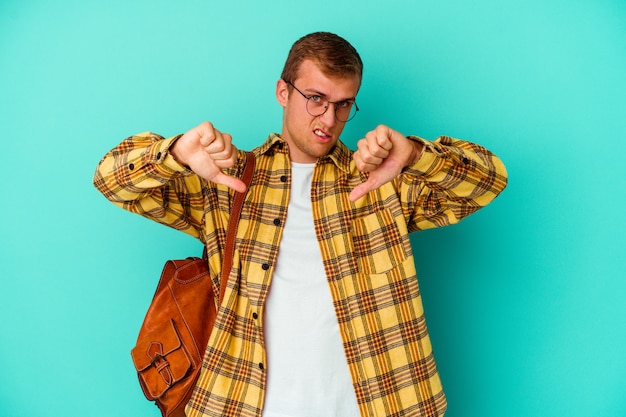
1, 1, 624, 416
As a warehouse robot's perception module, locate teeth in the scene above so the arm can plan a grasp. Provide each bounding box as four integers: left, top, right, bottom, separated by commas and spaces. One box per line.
315, 129, 326, 137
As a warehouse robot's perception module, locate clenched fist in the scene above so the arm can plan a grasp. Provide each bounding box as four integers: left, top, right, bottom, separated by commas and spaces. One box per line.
171, 121, 247, 193
350, 125, 423, 202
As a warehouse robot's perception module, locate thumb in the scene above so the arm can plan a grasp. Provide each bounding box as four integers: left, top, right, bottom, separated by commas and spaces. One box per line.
213, 172, 247, 194
349, 176, 380, 202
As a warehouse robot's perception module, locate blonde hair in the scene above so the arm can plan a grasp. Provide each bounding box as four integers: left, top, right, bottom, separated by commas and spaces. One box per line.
280, 32, 363, 84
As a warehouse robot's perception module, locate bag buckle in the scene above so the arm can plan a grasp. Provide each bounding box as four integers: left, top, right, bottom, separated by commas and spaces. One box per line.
146, 342, 174, 387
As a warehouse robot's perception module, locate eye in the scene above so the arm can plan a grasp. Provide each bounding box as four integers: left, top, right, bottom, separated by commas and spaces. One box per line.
309, 95, 323, 103
336, 101, 351, 109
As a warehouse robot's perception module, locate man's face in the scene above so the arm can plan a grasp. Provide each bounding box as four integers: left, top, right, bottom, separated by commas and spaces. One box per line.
276, 59, 360, 163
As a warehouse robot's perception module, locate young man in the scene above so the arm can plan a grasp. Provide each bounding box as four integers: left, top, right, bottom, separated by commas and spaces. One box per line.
94, 32, 507, 417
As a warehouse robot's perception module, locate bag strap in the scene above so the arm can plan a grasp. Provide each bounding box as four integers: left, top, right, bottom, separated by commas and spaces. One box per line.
217, 151, 256, 304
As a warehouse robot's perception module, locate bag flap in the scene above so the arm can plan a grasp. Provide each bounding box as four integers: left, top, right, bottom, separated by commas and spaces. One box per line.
132, 318, 189, 369
131, 319, 192, 398
131, 319, 192, 399
171, 257, 210, 284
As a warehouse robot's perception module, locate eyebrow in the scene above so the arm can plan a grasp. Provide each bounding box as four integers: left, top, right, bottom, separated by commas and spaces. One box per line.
303, 87, 356, 102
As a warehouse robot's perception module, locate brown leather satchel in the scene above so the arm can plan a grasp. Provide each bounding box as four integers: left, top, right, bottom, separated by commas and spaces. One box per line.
130, 152, 255, 417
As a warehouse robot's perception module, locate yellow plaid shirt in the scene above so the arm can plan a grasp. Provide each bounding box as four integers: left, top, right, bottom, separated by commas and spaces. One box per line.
94, 132, 507, 417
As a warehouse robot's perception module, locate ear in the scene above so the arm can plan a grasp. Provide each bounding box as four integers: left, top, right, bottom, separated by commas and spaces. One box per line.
276, 79, 289, 106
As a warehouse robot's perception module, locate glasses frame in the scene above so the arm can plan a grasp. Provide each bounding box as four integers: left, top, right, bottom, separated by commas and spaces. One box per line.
284, 80, 359, 122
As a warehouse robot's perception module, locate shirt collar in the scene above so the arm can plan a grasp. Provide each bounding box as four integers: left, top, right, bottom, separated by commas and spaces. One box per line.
259, 133, 353, 174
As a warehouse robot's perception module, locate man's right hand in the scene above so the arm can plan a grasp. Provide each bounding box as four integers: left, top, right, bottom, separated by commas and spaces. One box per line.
171, 121, 247, 193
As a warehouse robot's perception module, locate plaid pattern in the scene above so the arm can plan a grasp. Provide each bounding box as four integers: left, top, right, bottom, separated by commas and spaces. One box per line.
94, 132, 507, 417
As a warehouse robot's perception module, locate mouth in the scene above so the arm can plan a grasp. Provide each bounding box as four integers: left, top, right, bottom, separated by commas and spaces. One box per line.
314, 128, 332, 142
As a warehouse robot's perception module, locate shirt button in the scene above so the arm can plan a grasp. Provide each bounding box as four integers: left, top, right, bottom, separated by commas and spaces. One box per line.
259, 362, 264, 370
462, 157, 470, 165
273, 219, 281, 226
280, 175, 287, 182
128, 163, 135, 170
156, 152, 162, 160
252, 312, 258, 320
262, 263, 270, 270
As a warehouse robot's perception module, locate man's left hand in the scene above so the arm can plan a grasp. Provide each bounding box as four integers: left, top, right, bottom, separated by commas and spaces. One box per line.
350, 125, 423, 202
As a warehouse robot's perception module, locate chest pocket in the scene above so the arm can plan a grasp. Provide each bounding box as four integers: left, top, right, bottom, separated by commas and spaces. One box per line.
351, 208, 410, 275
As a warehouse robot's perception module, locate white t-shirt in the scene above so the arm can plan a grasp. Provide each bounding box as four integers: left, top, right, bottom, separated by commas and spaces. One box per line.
262, 162, 360, 417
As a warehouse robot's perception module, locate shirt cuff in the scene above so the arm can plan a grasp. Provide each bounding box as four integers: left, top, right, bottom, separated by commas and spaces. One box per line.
147, 134, 193, 176
405, 136, 444, 176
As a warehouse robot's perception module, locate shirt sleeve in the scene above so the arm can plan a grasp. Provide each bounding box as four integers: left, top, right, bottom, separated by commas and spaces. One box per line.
399, 135, 508, 232
93, 132, 207, 239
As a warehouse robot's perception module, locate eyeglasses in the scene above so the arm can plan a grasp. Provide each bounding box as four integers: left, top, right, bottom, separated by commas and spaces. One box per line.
285, 80, 359, 122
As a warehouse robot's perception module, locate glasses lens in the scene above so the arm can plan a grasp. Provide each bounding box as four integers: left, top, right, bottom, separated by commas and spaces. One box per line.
305, 98, 327, 117
336, 103, 357, 122
304, 95, 358, 122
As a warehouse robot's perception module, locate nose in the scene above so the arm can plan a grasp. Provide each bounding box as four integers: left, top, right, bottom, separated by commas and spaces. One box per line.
319, 103, 337, 127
